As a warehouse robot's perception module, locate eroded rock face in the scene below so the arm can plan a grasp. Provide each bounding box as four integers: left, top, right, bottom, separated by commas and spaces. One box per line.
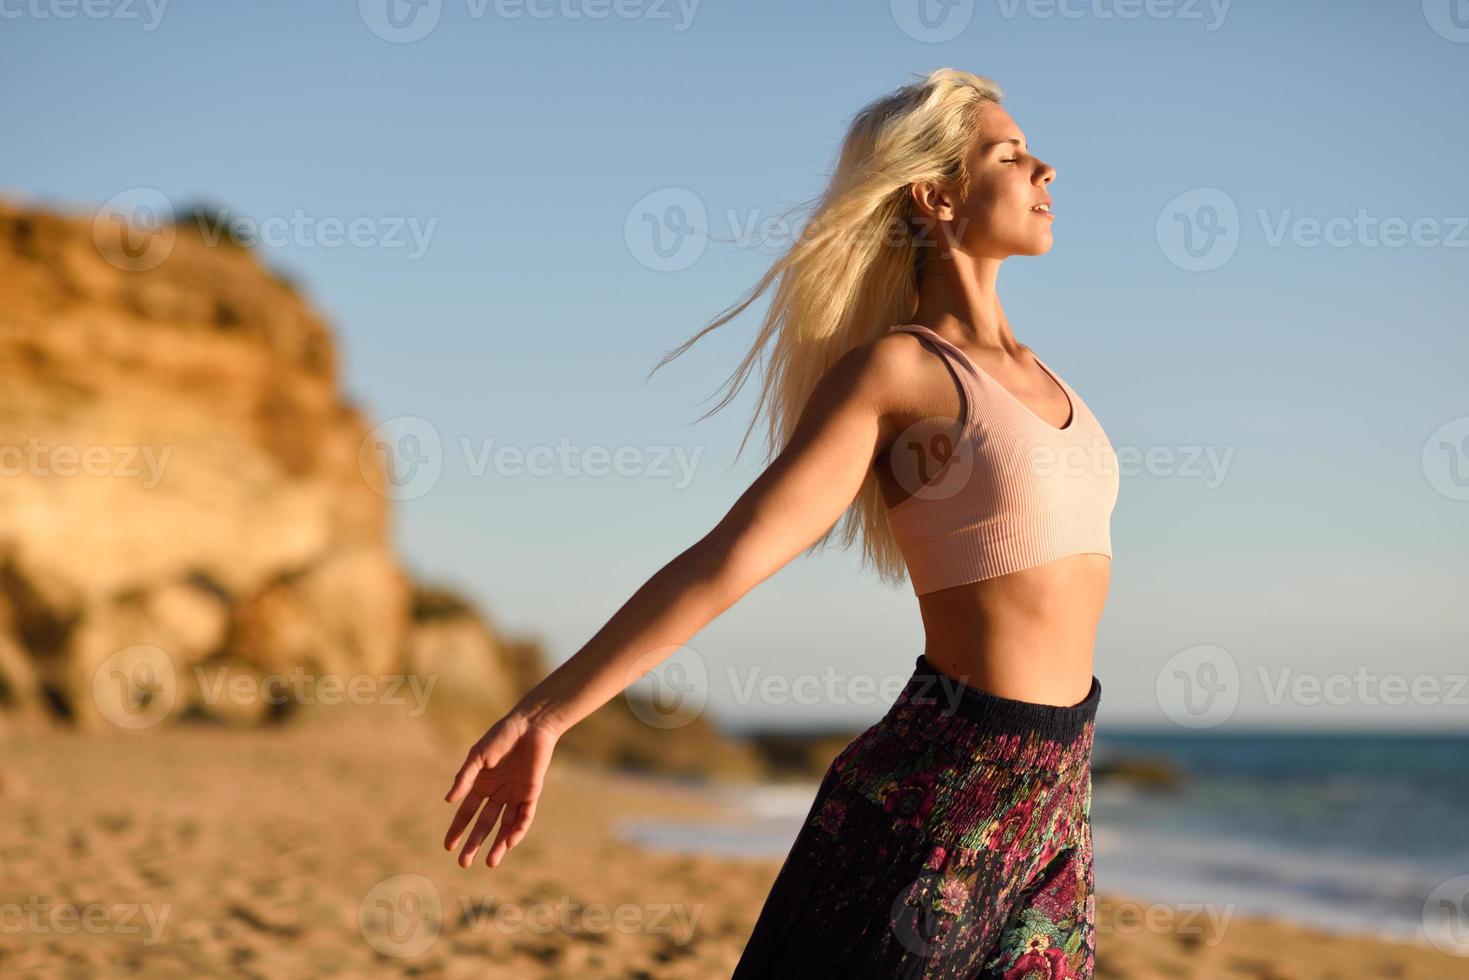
0, 200, 484, 730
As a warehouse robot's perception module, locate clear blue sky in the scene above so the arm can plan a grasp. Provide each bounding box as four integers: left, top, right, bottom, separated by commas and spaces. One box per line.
4, 1, 1465, 731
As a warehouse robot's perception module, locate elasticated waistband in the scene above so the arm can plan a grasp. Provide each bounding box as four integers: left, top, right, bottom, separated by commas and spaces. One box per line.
899, 653, 1101, 742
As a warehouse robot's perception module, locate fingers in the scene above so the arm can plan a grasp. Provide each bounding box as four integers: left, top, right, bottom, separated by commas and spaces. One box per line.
444, 752, 483, 803
486, 797, 538, 868
443, 792, 485, 852
441, 722, 551, 870
457, 801, 506, 868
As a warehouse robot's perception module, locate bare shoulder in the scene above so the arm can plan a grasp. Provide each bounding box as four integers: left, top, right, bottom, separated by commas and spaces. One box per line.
811, 330, 947, 437
825, 330, 939, 400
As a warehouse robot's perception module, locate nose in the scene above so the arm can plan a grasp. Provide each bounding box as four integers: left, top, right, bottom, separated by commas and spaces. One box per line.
1035, 159, 1056, 185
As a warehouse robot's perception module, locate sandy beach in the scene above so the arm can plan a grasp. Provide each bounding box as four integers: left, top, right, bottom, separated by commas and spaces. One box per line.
2, 708, 1461, 979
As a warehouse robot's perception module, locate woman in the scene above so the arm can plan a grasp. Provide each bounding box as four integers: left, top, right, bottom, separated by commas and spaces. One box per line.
442, 67, 1119, 978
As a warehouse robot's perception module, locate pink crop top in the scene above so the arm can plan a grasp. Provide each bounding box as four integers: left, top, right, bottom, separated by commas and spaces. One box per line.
883, 323, 1119, 595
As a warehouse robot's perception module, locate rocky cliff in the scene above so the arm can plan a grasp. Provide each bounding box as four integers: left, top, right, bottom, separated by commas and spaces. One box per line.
0, 198, 524, 731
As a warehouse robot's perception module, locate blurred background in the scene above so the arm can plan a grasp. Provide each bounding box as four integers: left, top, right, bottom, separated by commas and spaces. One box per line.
1, 2, 1466, 977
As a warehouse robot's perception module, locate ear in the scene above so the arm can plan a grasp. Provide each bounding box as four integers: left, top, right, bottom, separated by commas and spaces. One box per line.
909, 179, 957, 223
908, 179, 959, 256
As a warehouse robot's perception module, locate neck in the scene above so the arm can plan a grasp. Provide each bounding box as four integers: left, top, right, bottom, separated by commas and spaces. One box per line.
909, 254, 1022, 353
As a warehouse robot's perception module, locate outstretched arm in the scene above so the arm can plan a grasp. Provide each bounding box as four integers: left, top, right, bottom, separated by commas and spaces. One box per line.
443, 338, 908, 868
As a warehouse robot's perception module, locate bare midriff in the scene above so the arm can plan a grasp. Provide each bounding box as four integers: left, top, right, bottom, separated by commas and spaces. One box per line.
911, 553, 1109, 707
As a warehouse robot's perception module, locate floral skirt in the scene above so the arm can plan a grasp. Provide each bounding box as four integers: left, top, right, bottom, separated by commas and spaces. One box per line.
731, 654, 1101, 980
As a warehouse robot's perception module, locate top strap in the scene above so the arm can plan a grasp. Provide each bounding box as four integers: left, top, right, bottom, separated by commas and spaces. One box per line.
887, 323, 980, 434
888, 323, 982, 380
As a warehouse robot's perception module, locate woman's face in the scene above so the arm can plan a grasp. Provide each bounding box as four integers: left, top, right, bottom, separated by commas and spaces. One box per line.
913, 104, 1057, 260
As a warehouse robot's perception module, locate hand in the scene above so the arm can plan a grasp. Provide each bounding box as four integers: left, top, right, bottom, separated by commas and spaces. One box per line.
443, 710, 559, 869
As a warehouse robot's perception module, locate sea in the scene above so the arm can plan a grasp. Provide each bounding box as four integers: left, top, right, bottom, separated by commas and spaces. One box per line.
613, 731, 1469, 947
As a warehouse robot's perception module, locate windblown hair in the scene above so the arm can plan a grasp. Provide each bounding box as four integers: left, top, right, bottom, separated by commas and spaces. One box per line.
647, 68, 1005, 587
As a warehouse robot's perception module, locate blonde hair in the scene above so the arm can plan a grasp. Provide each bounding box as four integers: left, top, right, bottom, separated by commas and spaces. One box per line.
647, 68, 1006, 588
